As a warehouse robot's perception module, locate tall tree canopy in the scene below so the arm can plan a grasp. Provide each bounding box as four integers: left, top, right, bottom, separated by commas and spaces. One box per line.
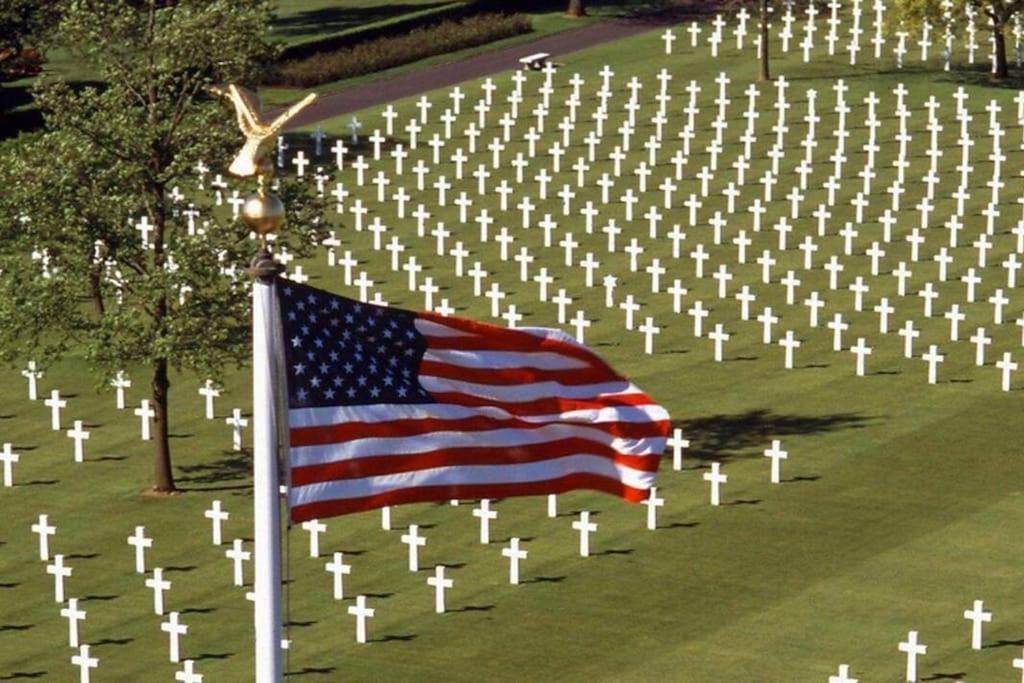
0, 0, 323, 493
888, 0, 1023, 79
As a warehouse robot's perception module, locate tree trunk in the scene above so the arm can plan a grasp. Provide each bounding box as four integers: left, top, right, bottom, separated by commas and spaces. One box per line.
88, 259, 105, 318
993, 20, 1009, 80
151, 357, 177, 492
759, 0, 771, 81
567, 0, 586, 18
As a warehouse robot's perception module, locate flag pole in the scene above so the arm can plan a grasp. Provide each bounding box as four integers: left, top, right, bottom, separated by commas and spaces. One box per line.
213, 81, 317, 683
252, 247, 285, 682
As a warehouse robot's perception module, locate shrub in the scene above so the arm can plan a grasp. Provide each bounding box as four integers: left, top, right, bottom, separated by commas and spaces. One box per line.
270, 13, 532, 88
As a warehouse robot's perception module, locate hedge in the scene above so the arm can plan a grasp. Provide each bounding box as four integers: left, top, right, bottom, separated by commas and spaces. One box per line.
269, 13, 533, 89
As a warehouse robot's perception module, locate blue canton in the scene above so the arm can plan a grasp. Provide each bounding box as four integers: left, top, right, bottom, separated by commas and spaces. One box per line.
277, 281, 433, 409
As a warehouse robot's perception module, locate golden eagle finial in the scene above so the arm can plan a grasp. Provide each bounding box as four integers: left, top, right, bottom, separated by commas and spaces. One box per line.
212, 84, 317, 181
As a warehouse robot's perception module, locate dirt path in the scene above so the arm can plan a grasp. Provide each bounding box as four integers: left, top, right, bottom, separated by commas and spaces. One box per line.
285, 14, 682, 128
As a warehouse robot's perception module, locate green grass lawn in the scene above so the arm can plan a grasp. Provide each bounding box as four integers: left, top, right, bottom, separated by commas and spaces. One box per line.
270, 0, 471, 47
3, 15, 1024, 683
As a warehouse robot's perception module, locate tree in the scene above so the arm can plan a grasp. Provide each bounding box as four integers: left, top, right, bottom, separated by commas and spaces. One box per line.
759, 0, 771, 81
567, 0, 586, 19
0, 0, 323, 493
0, 0, 59, 77
888, 0, 1023, 80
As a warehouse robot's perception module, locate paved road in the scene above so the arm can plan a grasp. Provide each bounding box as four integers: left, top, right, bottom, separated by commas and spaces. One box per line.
284, 15, 681, 128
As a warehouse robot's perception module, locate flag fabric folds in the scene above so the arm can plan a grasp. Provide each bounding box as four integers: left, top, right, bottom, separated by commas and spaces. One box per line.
275, 280, 670, 523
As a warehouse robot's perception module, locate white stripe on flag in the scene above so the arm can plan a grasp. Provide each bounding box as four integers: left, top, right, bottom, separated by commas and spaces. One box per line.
289, 455, 655, 505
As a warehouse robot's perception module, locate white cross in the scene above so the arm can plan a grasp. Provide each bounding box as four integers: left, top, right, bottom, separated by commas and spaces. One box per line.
703, 462, 727, 506
779, 330, 801, 369
66, 420, 90, 463
709, 323, 730, 362
302, 518, 327, 558
47, 553, 72, 602
348, 595, 375, 644
21, 360, 43, 400
175, 660, 204, 683
898, 630, 927, 682
204, 500, 229, 545
292, 150, 309, 177
668, 428, 690, 470
923, 345, 944, 385
828, 664, 858, 683
110, 371, 131, 410
32, 513, 55, 561
61, 597, 86, 647
198, 380, 219, 420
145, 567, 171, 615
472, 499, 497, 544
572, 511, 598, 557
547, 493, 558, 518
641, 487, 664, 530
851, 338, 873, 377
136, 215, 154, 248
639, 316, 661, 355
401, 524, 427, 571
502, 537, 528, 584
427, 565, 453, 614
963, 599, 992, 650
763, 439, 788, 483
127, 525, 153, 574
71, 644, 98, 683
997, 353, 1018, 391
161, 611, 189, 663
225, 538, 251, 586
225, 408, 248, 451
1013, 648, 1024, 681
45, 389, 67, 431
325, 552, 352, 600
970, 327, 992, 366
134, 399, 155, 441
1, 443, 19, 487
662, 28, 676, 53
381, 505, 392, 531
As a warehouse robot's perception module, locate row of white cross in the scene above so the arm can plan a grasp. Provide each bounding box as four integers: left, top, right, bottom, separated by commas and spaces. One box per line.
265, 66, 1024, 389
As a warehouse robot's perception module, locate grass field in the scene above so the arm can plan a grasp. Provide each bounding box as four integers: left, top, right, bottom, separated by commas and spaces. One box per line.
270, 0, 470, 47
3, 11, 1024, 683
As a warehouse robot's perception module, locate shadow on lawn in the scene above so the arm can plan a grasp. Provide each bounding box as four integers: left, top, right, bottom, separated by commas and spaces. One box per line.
177, 450, 250, 485
671, 409, 873, 464
0, 673, 46, 680
272, 4, 450, 40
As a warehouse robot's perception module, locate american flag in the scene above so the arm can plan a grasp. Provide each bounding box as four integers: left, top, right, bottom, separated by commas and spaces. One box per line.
277, 280, 670, 523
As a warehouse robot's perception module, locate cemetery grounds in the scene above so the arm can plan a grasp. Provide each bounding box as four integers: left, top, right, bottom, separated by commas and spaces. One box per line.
2, 8, 1024, 682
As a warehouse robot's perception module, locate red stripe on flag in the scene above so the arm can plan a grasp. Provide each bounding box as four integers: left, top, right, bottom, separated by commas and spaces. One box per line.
430, 391, 655, 414
289, 472, 649, 522
290, 414, 669, 447
418, 359, 617, 387
418, 312, 622, 376
290, 437, 662, 485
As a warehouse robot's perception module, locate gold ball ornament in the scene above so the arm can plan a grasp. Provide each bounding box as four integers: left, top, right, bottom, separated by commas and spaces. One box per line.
240, 192, 285, 236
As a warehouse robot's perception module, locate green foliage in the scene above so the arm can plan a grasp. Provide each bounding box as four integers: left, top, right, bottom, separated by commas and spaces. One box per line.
0, 0, 61, 81
0, 0, 323, 488
271, 13, 533, 88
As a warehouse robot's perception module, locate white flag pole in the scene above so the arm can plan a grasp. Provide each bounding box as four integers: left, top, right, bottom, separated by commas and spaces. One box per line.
252, 251, 284, 682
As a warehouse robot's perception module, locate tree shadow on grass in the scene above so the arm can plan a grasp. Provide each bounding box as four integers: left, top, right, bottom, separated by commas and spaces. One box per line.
286, 667, 337, 677
671, 409, 873, 465
177, 451, 250, 485
0, 672, 46, 680
921, 674, 966, 682
369, 634, 416, 643
272, 4, 450, 40
194, 652, 233, 661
